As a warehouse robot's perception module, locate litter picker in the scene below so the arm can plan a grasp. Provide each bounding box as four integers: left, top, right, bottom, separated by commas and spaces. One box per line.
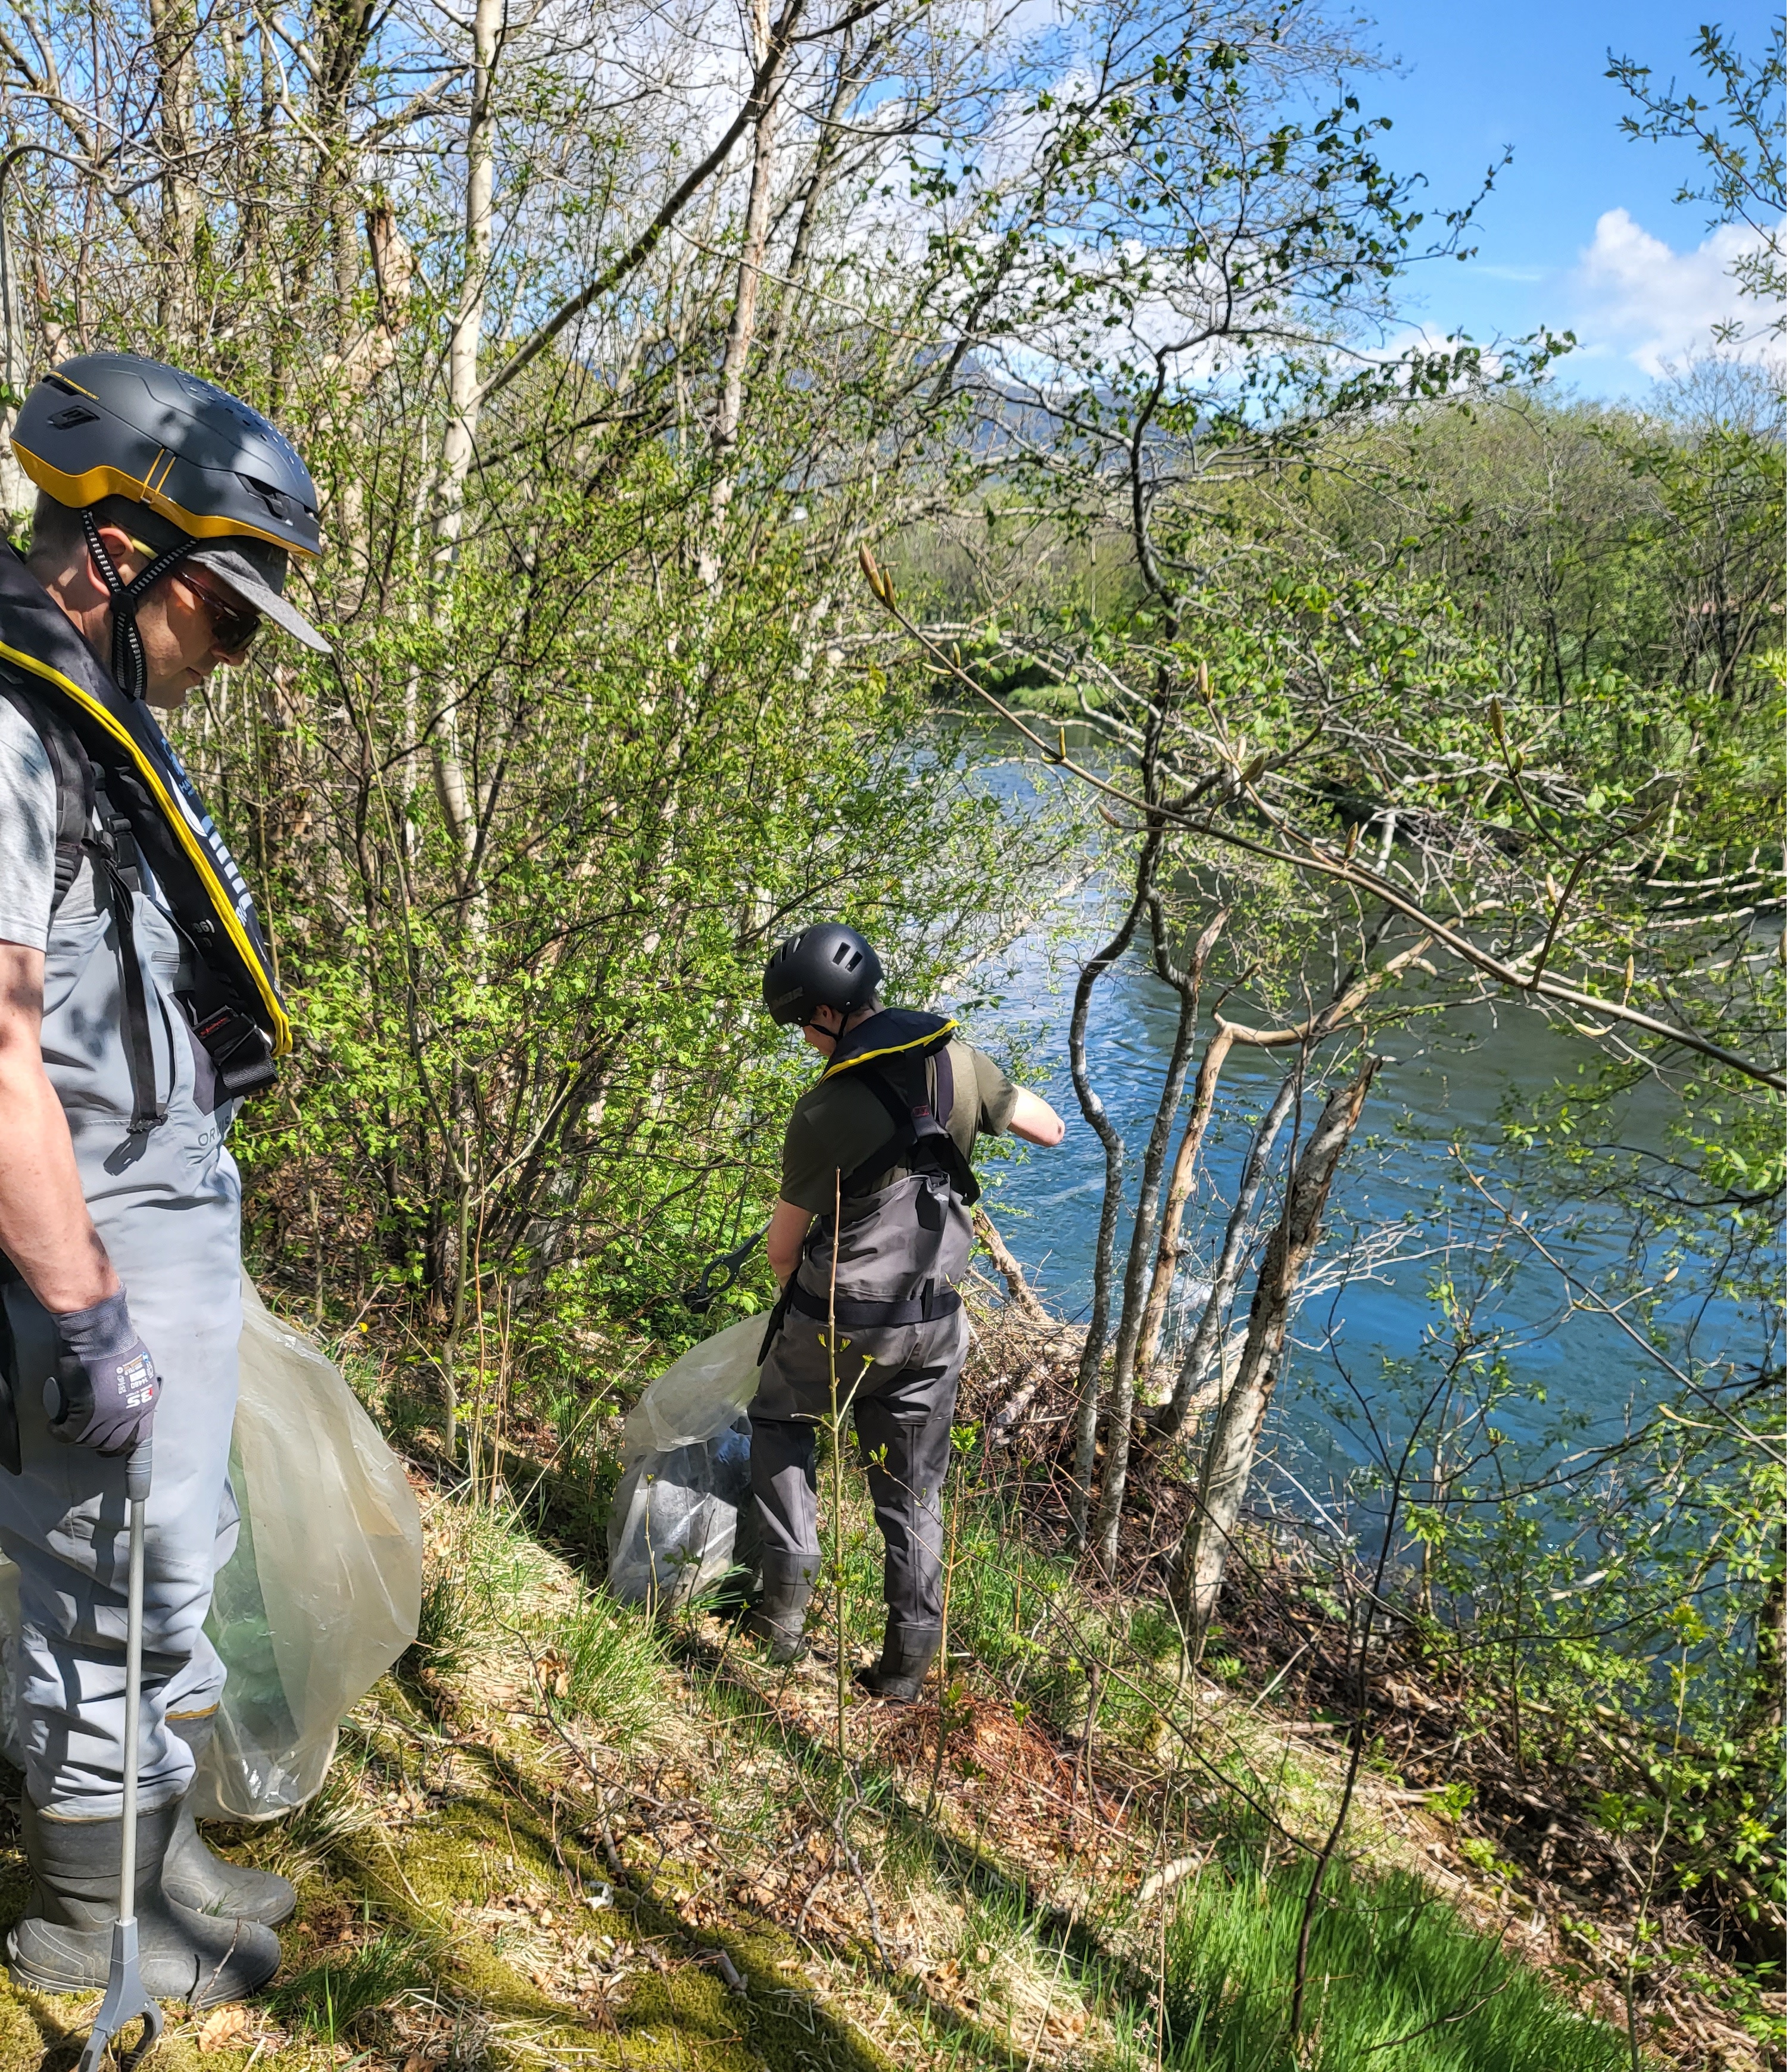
77, 1440, 163, 2072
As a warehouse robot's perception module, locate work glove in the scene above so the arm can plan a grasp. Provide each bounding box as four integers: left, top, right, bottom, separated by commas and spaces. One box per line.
43, 1291, 160, 1456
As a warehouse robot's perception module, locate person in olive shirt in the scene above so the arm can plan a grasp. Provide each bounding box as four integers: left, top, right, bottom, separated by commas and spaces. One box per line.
749, 923, 1064, 1700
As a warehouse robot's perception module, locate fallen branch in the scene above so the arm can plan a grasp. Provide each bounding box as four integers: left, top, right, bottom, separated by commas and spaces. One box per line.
974, 1206, 1051, 1325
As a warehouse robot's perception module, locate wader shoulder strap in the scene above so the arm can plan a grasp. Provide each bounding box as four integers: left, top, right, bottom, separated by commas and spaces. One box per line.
0, 683, 91, 916
0, 550, 290, 1067
92, 842, 172, 1138
840, 1049, 981, 1207
0, 683, 169, 1135
0, 677, 275, 1116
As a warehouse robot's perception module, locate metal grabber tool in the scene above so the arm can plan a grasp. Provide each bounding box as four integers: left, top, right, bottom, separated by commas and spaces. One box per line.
77, 1440, 163, 2072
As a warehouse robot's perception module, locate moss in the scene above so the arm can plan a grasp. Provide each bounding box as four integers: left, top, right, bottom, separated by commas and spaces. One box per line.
0, 1692, 893, 2072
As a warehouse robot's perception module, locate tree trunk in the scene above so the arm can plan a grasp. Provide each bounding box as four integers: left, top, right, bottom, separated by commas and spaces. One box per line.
1066, 832, 1162, 1544
1089, 901, 1224, 1570
697, 0, 780, 589
1173, 1055, 1380, 1640
0, 186, 30, 526
1152, 1056, 1300, 1440
1133, 1022, 1236, 1377
149, 0, 200, 339
1746, 1518, 1786, 1738
430, 0, 503, 882
435, 0, 501, 562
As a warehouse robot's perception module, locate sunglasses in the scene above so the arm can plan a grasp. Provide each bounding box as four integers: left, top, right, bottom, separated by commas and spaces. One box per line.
172, 565, 263, 654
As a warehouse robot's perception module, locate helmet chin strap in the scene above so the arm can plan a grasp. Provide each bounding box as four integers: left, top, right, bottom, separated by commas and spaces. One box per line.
82, 509, 196, 700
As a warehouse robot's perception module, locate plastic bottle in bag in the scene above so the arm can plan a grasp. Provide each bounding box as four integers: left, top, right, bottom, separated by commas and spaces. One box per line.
606, 1315, 763, 1609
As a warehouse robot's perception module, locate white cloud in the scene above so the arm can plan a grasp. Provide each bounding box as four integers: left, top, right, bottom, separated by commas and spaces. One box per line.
1567, 207, 1774, 375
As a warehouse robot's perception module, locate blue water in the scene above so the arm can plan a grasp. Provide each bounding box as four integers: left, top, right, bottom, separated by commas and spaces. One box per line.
944, 752, 1750, 1536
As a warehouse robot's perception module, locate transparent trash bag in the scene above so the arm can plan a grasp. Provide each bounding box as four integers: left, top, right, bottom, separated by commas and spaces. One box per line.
606, 1315, 762, 1609
191, 1277, 422, 1821
0, 1280, 420, 1819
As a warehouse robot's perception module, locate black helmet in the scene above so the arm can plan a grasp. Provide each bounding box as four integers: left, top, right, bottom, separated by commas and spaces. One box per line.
12, 352, 327, 694
763, 923, 883, 1027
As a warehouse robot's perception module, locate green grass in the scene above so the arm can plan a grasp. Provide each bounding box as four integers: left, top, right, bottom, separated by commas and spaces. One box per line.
1147, 1858, 1631, 2071
548, 1589, 671, 1741
410, 1556, 472, 1673
269, 1927, 434, 2044
407, 1493, 674, 1746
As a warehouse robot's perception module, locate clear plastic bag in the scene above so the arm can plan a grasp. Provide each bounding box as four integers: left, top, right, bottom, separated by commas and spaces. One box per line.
190, 1277, 423, 1821
606, 1315, 762, 1609
0, 1281, 421, 1817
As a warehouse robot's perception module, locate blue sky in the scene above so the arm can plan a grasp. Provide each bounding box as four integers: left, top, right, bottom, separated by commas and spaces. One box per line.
1347, 2, 1775, 397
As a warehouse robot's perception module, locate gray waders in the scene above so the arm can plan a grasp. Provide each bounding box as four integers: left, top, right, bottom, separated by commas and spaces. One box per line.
749, 1169, 973, 1689
0, 691, 278, 1995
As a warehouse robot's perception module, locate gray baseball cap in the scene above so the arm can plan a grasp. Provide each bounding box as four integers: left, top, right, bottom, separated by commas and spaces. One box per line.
185, 534, 331, 654
104, 495, 331, 654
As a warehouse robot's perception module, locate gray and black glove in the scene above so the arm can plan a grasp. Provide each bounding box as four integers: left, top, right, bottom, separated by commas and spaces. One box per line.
43, 1292, 160, 1455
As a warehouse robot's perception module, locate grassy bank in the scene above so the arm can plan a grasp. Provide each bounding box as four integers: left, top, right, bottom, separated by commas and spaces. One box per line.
0, 1284, 1772, 2072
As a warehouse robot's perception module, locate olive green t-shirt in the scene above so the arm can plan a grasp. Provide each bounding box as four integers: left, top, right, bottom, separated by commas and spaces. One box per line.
779, 1038, 1018, 1216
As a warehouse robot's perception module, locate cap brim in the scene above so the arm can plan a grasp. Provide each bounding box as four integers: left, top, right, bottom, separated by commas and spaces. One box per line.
186, 544, 331, 654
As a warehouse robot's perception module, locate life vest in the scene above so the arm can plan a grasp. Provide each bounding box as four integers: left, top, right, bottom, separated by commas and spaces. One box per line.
774, 1009, 982, 1346
819, 1009, 982, 1209
0, 547, 288, 1120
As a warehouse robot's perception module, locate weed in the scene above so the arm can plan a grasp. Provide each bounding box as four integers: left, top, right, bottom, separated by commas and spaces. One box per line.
549, 1590, 671, 1742
270, 1927, 433, 2046
1150, 1859, 1631, 2071
410, 1558, 472, 1674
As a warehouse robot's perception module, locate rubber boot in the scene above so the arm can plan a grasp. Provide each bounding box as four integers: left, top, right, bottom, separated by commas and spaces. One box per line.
8, 1800, 282, 2004
163, 1715, 296, 1926
855, 1621, 942, 1703
744, 1552, 817, 1666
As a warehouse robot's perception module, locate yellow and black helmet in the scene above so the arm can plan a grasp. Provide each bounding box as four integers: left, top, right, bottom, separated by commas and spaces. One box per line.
13, 352, 321, 557
11, 353, 327, 692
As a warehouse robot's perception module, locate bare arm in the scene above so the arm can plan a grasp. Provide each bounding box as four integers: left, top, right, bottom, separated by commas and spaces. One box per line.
1008, 1087, 1066, 1147
765, 1197, 814, 1288
0, 943, 119, 1312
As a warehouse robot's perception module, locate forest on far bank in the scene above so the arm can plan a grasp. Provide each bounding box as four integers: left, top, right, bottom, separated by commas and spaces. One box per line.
0, 0, 1781, 2061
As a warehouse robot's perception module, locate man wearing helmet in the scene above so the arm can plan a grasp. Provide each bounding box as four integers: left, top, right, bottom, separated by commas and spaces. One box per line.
752, 923, 1064, 1700
0, 355, 328, 2001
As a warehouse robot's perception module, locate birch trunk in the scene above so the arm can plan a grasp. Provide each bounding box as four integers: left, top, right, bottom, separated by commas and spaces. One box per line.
1088, 901, 1224, 1570
697, 0, 779, 590
0, 186, 29, 524
1173, 1056, 1380, 1639
1066, 833, 1162, 1543
1132, 1021, 1236, 1377
1153, 1057, 1299, 1440
431, 0, 503, 878
435, 0, 501, 563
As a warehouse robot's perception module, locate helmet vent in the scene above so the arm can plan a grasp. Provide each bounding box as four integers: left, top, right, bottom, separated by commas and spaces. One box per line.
238, 473, 298, 521
49, 405, 98, 429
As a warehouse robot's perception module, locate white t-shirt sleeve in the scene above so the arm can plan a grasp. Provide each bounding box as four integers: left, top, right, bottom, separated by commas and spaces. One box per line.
0, 695, 58, 952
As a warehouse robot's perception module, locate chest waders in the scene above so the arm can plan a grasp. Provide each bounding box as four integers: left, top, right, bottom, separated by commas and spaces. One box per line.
0, 556, 289, 2008
747, 1013, 981, 1697
0, 547, 290, 1113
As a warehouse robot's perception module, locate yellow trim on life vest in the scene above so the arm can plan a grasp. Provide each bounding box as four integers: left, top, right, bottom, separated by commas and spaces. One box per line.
820, 1019, 958, 1081
10, 442, 322, 559
0, 638, 292, 1056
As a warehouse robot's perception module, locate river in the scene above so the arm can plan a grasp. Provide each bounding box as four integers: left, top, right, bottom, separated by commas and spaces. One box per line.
950, 746, 1728, 1536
